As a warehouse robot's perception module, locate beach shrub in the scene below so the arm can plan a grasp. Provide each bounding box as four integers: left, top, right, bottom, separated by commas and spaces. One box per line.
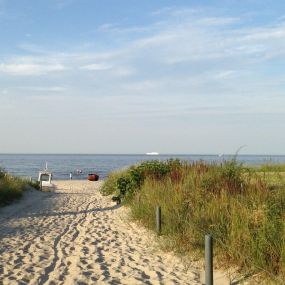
101, 170, 129, 196
0, 174, 25, 205
101, 159, 183, 202
27, 179, 41, 190
103, 159, 285, 282
0, 170, 39, 206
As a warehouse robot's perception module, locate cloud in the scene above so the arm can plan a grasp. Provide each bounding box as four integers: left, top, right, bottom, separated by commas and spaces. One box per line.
197, 16, 240, 26
151, 7, 198, 17
80, 63, 112, 71
97, 23, 153, 35
0, 63, 65, 75
133, 33, 177, 49
242, 25, 285, 41
18, 86, 67, 92
101, 8, 283, 66
1, 5, 285, 116
213, 70, 237, 79
53, 0, 76, 10
111, 66, 136, 77
25, 94, 68, 101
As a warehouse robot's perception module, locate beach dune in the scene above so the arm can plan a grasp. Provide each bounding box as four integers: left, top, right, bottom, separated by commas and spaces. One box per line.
0, 180, 202, 285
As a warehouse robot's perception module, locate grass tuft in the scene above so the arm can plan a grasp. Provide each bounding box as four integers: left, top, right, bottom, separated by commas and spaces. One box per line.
0, 168, 40, 206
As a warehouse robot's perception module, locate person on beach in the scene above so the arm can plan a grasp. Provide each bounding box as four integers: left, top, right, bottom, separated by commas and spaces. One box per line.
70, 172, 72, 180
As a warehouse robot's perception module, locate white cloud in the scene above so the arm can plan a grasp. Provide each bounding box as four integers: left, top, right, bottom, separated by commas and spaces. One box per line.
97, 22, 152, 35
101, 8, 283, 66
1, 6, 285, 114
0, 63, 65, 75
197, 17, 240, 26
123, 80, 161, 92
18, 86, 67, 92
133, 33, 177, 49
242, 25, 285, 41
111, 66, 136, 77
213, 70, 237, 79
25, 94, 67, 101
53, 0, 76, 10
151, 7, 198, 17
80, 63, 112, 71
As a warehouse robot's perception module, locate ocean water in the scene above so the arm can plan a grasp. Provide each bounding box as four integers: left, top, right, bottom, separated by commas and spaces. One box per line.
0, 154, 285, 181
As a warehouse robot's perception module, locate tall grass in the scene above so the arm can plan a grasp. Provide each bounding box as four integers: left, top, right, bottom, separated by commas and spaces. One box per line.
0, 168, 39, 206
257, 163, 285, 172
102, 160, 285, 282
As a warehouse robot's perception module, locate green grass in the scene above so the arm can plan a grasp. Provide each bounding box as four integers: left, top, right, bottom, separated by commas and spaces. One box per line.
0, 168, 40, 206
256, 164, 285, 172
102, 160, 285, 283
101, 169, 129, 196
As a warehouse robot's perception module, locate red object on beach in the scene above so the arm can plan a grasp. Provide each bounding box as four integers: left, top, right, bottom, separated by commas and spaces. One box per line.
88, 173, 99, 181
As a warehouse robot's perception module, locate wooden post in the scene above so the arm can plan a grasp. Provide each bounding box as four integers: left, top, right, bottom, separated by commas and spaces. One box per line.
156, 206, 161, 234
205, 235, 213, 285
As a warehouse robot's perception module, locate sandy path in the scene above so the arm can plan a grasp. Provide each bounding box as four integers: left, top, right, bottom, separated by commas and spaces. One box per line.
0, 180, 202, 285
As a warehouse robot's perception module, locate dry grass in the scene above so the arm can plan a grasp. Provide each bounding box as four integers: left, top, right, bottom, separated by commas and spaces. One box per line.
103, 160, 285, 283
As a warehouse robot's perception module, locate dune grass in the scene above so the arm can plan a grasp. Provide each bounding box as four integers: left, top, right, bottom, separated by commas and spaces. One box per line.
256, 163, 285, 173
0, 168, 40, 206
102, 160, 285, 283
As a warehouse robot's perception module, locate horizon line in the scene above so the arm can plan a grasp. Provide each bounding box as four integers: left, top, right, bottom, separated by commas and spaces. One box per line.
0, 153, 284, 156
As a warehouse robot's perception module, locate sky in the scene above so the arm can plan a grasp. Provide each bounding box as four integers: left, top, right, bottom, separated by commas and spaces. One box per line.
0, 0, 285, 154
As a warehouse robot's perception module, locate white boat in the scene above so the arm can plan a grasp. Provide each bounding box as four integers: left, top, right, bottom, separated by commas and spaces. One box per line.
146, 152, 159, 156
38, 162, 55, 192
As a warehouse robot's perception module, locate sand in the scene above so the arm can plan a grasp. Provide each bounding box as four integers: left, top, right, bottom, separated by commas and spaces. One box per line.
0, 180, 236, 285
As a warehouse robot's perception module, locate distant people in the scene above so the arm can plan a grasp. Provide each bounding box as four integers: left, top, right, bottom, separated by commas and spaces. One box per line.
70, 172, 72, 180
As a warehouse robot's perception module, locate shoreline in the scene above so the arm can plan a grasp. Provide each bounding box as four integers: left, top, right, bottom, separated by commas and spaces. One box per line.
2, 154, 285, 184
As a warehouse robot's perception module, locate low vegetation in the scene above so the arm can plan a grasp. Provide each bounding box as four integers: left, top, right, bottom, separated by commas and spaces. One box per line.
0, 168, 40, 206
256, 163, 285, 173
101, 159, 285, 283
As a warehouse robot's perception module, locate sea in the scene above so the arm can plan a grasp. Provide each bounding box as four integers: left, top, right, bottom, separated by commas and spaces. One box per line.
0, 154, 285, 181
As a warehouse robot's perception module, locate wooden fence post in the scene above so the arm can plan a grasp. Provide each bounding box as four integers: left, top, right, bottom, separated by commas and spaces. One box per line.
205, 234, 213, 285
156, 206, 161, 234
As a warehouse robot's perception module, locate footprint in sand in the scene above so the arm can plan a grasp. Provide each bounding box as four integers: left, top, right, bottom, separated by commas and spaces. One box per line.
0, 181, 205, 285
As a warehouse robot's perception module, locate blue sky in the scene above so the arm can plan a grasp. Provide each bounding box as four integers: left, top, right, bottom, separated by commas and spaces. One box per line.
0, 0, 285, 154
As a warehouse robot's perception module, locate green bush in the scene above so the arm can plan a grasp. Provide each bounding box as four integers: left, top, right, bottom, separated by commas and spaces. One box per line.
101, 159, 183, 202
101, 170, 129, 196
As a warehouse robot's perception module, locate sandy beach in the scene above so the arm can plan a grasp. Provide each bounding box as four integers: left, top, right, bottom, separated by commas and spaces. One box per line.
0, 180, 204, 285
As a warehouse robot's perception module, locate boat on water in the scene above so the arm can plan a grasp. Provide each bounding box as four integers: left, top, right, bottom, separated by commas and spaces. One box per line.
38, 162, 55, 192
146, 152, 159, 156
